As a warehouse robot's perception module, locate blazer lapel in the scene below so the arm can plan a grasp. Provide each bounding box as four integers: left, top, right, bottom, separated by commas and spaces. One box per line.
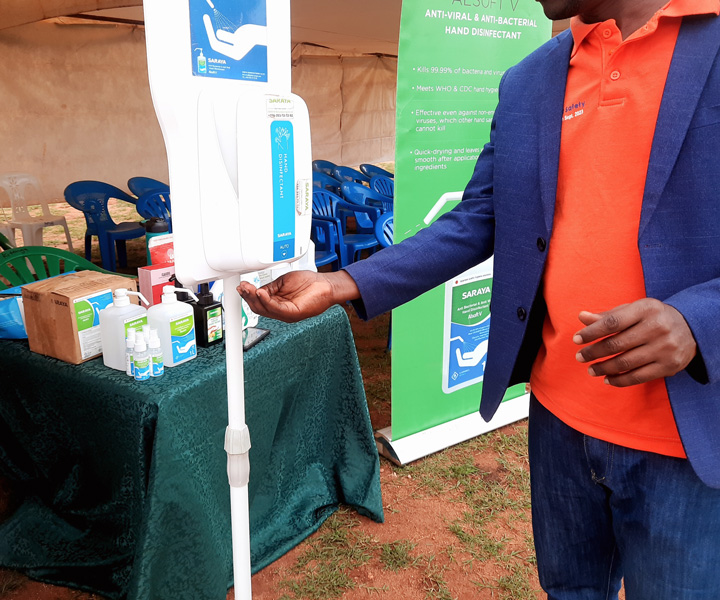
538, 33, 573, 232
641, 16, 720, 236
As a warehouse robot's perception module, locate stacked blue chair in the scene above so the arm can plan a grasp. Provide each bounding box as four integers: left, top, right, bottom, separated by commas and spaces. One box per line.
127, 176, 170, 197
333, 166, 371, 186
312, 171, 342, 196
370, 175, 394, 200
374, 212, 394, 249
136, 191, 172, 233
64, 181, 144, 272
310, 217, 343, 270
338, 181, 384, 234
360, 163, 394, 179
373, 212, 394, 350
312, 190, 379, 264
341, 181, 393, 216
312, 159, 338, 177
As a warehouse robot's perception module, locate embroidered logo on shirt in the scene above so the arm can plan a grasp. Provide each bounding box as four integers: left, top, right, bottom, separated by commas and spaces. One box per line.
562, 100, 586, 121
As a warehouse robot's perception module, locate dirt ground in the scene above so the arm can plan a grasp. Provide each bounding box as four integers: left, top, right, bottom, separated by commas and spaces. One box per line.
0, 204, 543, 600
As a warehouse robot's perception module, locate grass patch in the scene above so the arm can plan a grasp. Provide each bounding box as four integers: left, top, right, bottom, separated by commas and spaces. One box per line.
380, 540, 417, 572
280, 511, 374, 599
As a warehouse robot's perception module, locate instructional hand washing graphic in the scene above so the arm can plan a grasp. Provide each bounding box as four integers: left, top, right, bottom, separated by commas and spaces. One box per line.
190, 0, 268, 81
442, 265, 493, 394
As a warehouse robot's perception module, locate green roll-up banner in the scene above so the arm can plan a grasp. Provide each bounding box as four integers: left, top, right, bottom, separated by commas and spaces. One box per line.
385, 0, 551, 458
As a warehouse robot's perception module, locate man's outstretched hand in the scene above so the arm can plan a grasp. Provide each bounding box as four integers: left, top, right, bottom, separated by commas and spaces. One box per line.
237, 270, 360, 323
574, 298, 697, 387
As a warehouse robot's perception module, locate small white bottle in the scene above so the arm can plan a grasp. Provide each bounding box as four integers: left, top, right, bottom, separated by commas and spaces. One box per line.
133, 336, 151, 381
147, 286, 199, 367
148, 329, 164, 377
99, 288, 149, 371
125, 328, 137, 377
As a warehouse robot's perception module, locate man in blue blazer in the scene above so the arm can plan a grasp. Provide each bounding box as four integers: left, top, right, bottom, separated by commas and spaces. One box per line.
240, 0, 720, 597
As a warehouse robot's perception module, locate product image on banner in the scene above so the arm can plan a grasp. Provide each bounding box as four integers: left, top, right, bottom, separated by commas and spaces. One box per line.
189, 0, 268, 81
442, 263, 493, 394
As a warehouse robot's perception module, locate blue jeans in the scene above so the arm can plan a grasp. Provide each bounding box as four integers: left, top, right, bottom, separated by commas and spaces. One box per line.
528, 395, 720, 600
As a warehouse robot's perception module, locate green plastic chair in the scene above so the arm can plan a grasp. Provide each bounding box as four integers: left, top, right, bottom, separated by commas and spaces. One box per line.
0, 231, 14, 251
0, 246, 129, 291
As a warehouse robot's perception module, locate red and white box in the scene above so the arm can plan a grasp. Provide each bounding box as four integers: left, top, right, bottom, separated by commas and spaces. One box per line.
138, 262, 175, 307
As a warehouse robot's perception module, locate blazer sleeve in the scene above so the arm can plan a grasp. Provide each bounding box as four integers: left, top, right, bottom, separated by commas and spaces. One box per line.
343, 94, 505, 320
664, 282, 720, 384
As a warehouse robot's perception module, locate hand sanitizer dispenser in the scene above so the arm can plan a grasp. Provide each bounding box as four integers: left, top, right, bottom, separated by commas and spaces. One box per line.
143, 0, 312, 289
142, 2, 312, 597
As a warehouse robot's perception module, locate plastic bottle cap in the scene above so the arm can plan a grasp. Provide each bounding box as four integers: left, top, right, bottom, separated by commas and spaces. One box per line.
197, 282, 215, 306
134, 337, 147, 352
149, 333, 161, 349
113, 287, 149, 307
162, 285, 179, 302
162, 285, 199, 303
114, 288, 131, 307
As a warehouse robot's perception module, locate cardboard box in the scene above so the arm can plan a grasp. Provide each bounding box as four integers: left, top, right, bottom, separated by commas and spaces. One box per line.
138, 262, 175, 306
22, 271, 138, 364
148, 233, 174, 266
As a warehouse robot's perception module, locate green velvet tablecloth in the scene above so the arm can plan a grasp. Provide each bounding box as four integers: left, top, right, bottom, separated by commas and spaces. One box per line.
0, 305, 383, 600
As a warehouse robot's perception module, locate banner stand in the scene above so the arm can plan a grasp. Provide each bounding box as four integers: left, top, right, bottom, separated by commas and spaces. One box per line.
374, 392, 529, 466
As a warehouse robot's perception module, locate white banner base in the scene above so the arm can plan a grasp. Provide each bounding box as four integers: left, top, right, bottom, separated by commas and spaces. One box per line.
375, 393, 530, 466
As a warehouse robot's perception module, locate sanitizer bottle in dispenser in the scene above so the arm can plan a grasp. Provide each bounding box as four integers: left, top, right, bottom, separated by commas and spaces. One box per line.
99, 289, 149, 371
147, 286, 199, 367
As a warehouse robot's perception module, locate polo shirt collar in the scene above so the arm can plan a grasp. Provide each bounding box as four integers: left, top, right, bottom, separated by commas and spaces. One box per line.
569, 0, 720, 56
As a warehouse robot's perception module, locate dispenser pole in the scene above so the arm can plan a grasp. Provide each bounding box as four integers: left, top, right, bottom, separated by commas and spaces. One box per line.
222, 273, 252, 599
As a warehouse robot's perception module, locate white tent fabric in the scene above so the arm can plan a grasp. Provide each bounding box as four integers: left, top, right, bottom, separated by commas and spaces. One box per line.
0, 2, 400, 202
0, 2, 564, 203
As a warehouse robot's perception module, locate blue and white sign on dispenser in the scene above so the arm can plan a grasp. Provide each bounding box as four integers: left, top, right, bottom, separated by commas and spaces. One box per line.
142, 1, 312, 597
190, 0, 268, 81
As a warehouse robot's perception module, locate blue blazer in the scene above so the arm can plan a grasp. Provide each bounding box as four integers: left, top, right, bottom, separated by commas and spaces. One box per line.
346, 15, 720, 488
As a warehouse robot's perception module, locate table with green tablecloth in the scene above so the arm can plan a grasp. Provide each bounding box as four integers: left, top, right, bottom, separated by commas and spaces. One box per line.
0, 305, 383, 600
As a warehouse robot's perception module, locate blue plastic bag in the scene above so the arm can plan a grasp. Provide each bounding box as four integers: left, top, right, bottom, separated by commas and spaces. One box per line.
0, 284, 27, 339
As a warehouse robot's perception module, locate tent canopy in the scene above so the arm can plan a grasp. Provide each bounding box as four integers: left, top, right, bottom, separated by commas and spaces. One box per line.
0, 0, 402, 55
0, 1, 401, 202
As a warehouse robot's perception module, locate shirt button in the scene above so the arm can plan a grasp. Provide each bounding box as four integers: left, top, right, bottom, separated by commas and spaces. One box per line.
537, 237, 547, 252
517, 307, 527, 321
610, 70, 621, 81
602, 29, 612, 38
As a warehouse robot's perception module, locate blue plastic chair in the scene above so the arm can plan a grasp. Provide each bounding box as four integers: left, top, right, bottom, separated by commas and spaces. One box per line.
338, 181, 384, 235
360, 163, 394, 179
312, 171, 342, 196
312, 160, 338, 177
373, 212, 394, 349
64, 181, 145, 272
127, 176, 170, 197
136, 191, 172, 233
370, 175, 395, 200
310, 217, 343, 270
374, 212, 394, 249
333, 165, 371, 186
341, 181, 393, 217
312, 190, 379, 264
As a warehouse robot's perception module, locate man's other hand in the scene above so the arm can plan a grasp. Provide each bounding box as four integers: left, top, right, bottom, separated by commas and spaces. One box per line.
573, 298, 697, 387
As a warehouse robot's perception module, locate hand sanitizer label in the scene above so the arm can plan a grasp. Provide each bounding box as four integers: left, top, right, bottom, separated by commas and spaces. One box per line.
271, 120, 295, 261
170, 316, 197, 363
74, 289, 114, 360
189, 0, 268, 82
442, 266, 493, 394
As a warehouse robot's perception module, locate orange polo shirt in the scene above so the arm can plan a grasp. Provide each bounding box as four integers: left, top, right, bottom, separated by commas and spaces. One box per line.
530, 0, 720, 458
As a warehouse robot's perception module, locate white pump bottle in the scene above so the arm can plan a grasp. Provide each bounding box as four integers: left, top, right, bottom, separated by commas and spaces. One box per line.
147, 286, 200, 367
99, 288, 149, 371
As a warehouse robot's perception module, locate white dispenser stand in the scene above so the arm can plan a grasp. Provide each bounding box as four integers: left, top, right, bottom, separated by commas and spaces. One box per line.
142, 1, 312, 597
